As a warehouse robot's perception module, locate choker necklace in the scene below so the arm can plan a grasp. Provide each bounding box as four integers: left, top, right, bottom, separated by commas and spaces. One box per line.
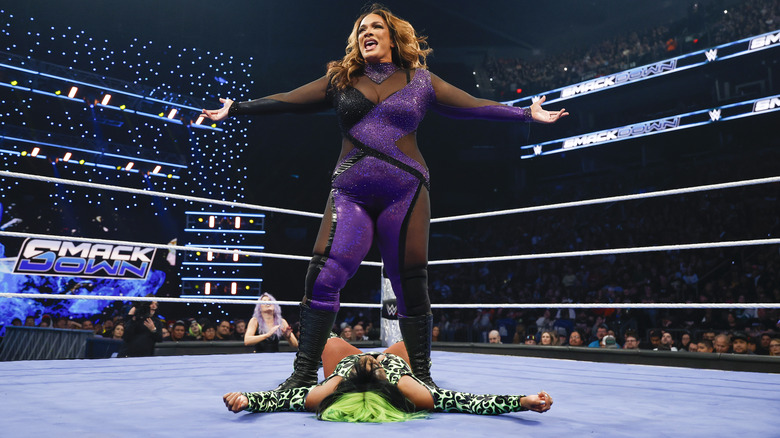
364, 62, 399, 84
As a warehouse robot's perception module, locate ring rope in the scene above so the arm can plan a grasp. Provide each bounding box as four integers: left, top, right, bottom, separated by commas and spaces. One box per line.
3, 170, 778, 223
0, 170, 322, 218
430, 175, 780, 223
1, 293, 777, 309
0, 293, 381, 308
427, 237, 780, 265
2, 230, 777, 267
0, 230, 383, 267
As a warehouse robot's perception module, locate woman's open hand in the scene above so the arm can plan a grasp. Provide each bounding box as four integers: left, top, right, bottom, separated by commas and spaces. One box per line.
530, 95, 568, 124
202, 98, 234, 122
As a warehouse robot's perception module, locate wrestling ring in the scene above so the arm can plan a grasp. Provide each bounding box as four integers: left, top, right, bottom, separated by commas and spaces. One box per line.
0, 168, 779, 437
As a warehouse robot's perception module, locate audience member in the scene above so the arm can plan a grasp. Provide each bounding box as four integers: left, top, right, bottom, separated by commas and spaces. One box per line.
232, 319, 247, 341
188, 320, 203, 341
216, 320, 232, 341
601, 335, 619, 349
202, 322, 217, 342
730, 332, 752, 355
539, 331, 558, 346
713, 334, 731, 354
588, 324, 608, 348
488, 329, 502, 344
353, 323, 368, 341
697, 339, 714, 353
164, 320, 188, 342
769, 338, 780, 357
622, 332, 640, 350
340, 325, 354, 342
568, 329, 585, 347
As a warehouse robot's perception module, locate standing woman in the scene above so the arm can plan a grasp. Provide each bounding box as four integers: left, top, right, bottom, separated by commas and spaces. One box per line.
203, 4, 568, 390
245, 293, 299, 352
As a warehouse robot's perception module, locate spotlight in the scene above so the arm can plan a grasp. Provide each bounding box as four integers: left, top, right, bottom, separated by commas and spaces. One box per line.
235, 216, 241, 229
63, 152, 72, 162
167, 108, 177, 119
195, 115, 205, 125
205, 282, 211, 295
233, 250, 239, 262
207, 251, 213, 261
231, 282, 237, 295
68, 86, 78, 98
101, 94, 111, 105
31, 147, 40, 157
152, 165, 162, 174
208, 216, 215, 228
125, 162, 134, 171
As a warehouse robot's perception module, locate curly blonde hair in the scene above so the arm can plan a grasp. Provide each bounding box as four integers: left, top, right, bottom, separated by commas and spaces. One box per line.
327, 4, 432, 90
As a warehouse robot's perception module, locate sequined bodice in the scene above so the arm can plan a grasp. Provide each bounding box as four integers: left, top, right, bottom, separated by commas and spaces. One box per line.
331, 69, 435, 158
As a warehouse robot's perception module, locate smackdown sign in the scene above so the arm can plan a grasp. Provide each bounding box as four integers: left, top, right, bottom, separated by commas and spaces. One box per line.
523, 93, 780, 159
14, 238, 157, 280
562, 117, 680, 149
561, 60, 677, 98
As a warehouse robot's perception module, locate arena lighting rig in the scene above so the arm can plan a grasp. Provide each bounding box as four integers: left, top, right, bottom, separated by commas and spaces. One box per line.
0, 53, 223, 131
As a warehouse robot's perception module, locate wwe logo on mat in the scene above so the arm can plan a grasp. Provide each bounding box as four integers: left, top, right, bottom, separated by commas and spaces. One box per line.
14, 238, 157, 279
705, 49, 718, 62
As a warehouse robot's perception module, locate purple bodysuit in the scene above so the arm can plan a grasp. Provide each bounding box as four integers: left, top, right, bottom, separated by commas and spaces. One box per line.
316, 68, 435, 316
229, 64, 531, 316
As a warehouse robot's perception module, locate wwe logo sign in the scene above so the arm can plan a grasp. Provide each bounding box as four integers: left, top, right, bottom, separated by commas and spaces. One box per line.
705, 49, 718, 62
14, 238, 156, 279
708, 109, 721, 121
382, 299, 398, 319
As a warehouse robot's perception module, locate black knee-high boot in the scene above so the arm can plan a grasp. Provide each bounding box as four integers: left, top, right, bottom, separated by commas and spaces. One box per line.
275, 302, 336, 390
399, 313, 437, 388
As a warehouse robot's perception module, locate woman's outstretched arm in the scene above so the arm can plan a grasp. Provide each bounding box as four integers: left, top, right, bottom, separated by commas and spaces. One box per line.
203, 75, 331, 122
430, 72, 568, 124
397, 374, 553, 414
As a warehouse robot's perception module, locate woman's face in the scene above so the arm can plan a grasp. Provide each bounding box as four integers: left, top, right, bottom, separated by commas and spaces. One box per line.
190, 322, 201, 335
770, 340, 780, 356
113, 324, 124, 338
261, 296, 274, 311
541, 332, 552, 345
358, 13, 395, 64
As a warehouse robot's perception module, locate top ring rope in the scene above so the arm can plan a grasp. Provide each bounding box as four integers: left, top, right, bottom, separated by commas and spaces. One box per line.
0, 230, 383, 267
430, 175, 780, 223
0, 170, 323, 218
0, 293, 777, 309
427, 238, 780, 265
